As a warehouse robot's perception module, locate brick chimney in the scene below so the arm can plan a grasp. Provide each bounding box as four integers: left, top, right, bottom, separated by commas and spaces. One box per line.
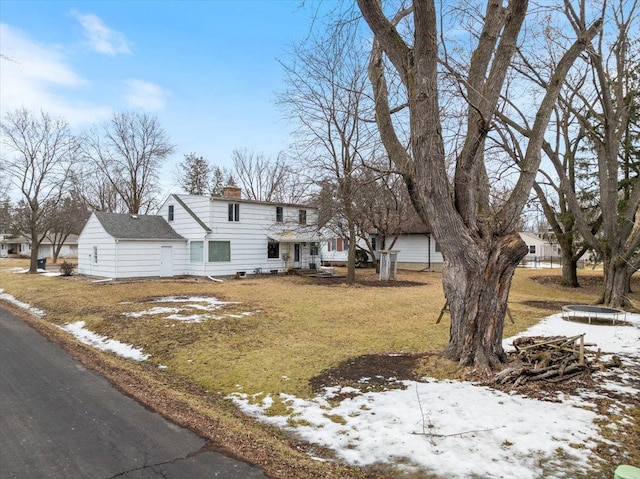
222, 185, 242, 199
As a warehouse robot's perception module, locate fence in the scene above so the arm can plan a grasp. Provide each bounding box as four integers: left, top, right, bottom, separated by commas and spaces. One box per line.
518, 256, 588, 269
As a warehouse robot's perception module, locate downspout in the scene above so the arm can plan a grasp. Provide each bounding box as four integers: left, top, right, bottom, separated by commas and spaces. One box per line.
115, 239, 119, 278
203, 234, 207, 277
427, 234, 431, 270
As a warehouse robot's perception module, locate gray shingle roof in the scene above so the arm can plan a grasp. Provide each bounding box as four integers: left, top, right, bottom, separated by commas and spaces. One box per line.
94, 212, 185, 241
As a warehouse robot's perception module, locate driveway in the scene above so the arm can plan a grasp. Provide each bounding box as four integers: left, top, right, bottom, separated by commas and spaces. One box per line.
0, 307, 267, 479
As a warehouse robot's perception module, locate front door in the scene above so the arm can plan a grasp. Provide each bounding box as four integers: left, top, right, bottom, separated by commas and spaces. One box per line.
293, 243, 301, 268
160, 246, 173, 277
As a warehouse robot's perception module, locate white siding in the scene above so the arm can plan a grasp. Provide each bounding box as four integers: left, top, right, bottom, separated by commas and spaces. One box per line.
78, 212, 189, 278
37, 244, 78, 259
373, 234, 444, 271
111, 241, 188, 278
158, 195, 320, 277
77, 214, 117, 278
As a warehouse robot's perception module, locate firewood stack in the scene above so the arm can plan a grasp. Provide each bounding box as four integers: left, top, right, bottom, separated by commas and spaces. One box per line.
494, 335, 595, 386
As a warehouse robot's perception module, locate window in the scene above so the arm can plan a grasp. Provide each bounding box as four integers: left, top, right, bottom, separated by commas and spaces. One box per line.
310, 242, 319, 256
228, 203, 240, 222
327, 238, 344, 251
267, 241, 280, 259
276, 206, 283, 223
371, 237, 377, 251
298, 209, 307, 225
93, 246, 98, 264
529, 245, 536, 254
208, 241, 231, 262
435, 241, 442, 253
168, 205, 174, 221
190, 241, 203, 263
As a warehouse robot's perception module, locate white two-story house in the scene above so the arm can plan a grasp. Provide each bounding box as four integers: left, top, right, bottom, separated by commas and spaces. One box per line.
78, 187, 324, 279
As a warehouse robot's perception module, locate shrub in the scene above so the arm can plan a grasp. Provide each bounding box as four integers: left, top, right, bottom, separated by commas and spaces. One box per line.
59, 261, 74, 276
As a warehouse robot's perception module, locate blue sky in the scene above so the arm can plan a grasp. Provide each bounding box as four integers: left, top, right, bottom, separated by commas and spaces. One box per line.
0, 0, 328, 193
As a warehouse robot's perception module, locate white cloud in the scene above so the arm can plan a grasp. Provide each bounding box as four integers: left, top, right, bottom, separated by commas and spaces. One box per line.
123, 79, 170, 111
0, 23, 111, 127
71, 11, 131, 56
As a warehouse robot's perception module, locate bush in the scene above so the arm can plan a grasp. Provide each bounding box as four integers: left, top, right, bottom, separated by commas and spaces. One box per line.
59, 261, 74, 276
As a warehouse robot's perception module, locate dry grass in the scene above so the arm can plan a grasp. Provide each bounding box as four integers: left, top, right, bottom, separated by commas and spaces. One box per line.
1, 258, 637, 478
0, 260, 632, 400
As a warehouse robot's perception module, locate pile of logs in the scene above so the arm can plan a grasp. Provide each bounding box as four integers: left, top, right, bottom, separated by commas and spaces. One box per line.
494, 335, 593, 386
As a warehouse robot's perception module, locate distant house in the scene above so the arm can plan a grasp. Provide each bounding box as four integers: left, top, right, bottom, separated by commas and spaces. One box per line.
518, 231, 561, 264
38, 234, 79, 259
0, 234, 31, 258
320, 227, 445, 272
77, 188, 324, 279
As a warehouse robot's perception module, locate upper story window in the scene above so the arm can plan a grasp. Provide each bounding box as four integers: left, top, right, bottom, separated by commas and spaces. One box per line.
298, 209, 307, 225
228, 203, 240, 222
168, 205, 174, 221
276, 206, 283, 223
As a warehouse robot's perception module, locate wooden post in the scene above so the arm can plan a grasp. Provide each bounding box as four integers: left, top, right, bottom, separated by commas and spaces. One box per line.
436, 301, 449, 324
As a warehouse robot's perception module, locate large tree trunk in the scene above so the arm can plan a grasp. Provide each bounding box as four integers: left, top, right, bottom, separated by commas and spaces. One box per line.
601, 256, 632, 308
443, 233, 528, 369
560, 254, 580, 288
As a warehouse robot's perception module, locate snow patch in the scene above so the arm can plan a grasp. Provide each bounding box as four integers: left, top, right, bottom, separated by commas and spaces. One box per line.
122, 296, 257, 323
229, 312, 640, 478
60, 321, 150, 361
0, 289, 45, 317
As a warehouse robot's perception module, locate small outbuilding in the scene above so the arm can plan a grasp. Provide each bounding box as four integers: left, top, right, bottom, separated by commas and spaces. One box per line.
77, 212, 187, 279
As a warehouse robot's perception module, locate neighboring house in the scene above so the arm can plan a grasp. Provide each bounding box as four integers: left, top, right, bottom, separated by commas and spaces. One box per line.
77, 212, 188, 278
320, 228, 445, 272
518, 231, 561, 264
77, 187, 324, 279
370, 230, 444, 271
0, 234, 31, 258
320, 236, 351, 265
38, 234, 79, 259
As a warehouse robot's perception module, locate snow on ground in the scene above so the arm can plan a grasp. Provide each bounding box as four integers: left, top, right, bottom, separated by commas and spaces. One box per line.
60, 321, 150, 361
230, 312, 640, 478
0, 288, 45, 317
12, 267, 61, 277
122, 296, 258, 323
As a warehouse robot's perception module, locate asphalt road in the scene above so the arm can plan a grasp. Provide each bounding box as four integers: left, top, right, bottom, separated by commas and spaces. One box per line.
0, 307, 268, 479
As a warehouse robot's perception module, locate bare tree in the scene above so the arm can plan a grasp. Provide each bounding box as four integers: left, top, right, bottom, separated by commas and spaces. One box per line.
279, 23, 375, 284
46, 191, 90, 263
499, 1, 639, 306
231, 148, 311, 203
82, 111, 175, 214
0, 108, 77, 272
177, 153, 213, 195
495, 73, 601, 287
71, 166, 127, 213
0, 196, 13, 233
358, 0, 601, 368
573, 1, 640, 307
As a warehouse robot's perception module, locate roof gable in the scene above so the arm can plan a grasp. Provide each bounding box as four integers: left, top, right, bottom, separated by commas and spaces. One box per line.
94, 212, 185, 240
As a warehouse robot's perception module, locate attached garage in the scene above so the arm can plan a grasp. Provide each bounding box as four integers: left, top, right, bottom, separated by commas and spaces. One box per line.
77, 212, 187, 279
